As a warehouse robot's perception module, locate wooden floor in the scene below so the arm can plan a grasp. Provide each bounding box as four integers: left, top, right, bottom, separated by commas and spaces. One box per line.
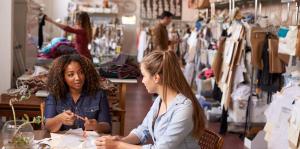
124, 79, 245, 149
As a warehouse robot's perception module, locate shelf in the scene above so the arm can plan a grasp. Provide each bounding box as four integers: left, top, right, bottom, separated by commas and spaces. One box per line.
213, 0, 282, 9
87, 12, 118, 16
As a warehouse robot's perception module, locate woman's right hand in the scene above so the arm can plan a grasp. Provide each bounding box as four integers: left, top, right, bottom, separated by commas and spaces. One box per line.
43, 15, 53, 23
58, 110, 76, 126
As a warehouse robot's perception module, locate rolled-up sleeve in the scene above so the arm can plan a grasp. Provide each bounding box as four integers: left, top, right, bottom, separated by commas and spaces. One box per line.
44, 95, 57, 119
130, 99, 158, 144
97, 91, 111, 126
142, 105, 194, 149
130, 109, 152, 144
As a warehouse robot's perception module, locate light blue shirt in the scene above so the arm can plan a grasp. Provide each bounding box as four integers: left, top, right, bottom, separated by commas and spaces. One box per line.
131, 94, 200, 149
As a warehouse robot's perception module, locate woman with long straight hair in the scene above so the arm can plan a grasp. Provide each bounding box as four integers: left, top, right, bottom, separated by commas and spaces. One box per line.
96, 50, 206, 149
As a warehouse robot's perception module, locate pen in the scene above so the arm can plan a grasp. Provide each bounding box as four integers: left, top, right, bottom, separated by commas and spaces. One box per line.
74, 114, 86, 121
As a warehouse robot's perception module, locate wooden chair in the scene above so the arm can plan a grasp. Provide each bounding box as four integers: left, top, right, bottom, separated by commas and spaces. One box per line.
198, 129, 224, 149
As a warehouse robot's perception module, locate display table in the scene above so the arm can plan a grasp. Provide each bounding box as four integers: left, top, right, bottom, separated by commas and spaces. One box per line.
107, 78, 138, 135
0, 94, 45, 120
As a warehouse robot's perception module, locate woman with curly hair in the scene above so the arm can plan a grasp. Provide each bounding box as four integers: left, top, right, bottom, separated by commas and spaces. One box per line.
44, 54, 111, 133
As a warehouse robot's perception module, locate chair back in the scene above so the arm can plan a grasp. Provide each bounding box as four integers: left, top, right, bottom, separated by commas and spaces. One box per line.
198, 129, 224, 149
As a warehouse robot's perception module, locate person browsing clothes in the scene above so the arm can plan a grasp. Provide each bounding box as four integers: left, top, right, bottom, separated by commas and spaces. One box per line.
44, 12, 93, 59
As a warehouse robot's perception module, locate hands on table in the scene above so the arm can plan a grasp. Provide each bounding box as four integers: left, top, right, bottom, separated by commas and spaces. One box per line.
95, 135, 122, 149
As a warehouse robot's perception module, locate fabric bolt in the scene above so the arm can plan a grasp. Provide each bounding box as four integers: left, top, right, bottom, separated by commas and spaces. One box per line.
131, 94, 200, 149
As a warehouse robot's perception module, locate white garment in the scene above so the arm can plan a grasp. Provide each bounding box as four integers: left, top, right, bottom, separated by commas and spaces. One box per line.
184, 63, 195, 85
231, 84, 251, 101
264, 85, 300, 149
187, 31, 198, 48
137, 31, 147, 63
278, 26, 298, 56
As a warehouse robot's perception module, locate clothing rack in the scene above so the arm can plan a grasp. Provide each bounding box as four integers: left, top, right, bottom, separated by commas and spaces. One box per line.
243, 0, 300, 138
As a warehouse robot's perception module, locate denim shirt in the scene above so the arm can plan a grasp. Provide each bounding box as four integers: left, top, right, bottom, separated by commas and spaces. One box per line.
44, 90, 111, 131
131, 94, 200, 149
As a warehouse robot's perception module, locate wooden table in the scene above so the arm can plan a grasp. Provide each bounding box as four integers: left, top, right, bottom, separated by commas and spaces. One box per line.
0, 78, 137, 135
0, 94, 45, 120
0, 130, 50, 147
108, 78, 138, 135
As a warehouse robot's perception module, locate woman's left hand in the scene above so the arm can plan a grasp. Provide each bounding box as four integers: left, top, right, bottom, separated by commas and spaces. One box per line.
95, 135, 120, 149
84, 117, 98, 131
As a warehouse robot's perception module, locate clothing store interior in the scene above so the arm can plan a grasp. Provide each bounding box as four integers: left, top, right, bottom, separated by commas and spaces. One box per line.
1, 0, 300, 148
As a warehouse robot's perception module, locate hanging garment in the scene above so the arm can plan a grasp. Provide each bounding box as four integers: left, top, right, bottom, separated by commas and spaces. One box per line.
268, 38, 286, 73
184, 62, 195, 85
264, 85, 300, 149
212, 39, 224, 84
257, 35, 284, 93
137, 30, 147, 63
288, 98, 300, 149
278, 26, 298, 56
38, 15, 46, 49
250, 27, 266, 70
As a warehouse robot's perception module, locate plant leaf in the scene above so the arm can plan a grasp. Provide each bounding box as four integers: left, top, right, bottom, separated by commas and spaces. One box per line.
23, 114, 30, 122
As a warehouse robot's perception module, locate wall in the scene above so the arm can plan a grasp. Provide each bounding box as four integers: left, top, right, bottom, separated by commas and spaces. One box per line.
44, 0, 200, 55
47, 0, 71, 37
0, 0, 13, 92
182, 0, 200, 22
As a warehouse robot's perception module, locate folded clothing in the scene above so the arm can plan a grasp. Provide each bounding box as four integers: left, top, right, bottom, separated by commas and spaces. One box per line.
40, 37, 68, 54
99, 64, 140, 79
38, 41, 76, 59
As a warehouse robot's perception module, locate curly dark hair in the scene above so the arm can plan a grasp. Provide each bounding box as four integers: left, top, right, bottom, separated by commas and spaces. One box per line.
47, 54, 100, 100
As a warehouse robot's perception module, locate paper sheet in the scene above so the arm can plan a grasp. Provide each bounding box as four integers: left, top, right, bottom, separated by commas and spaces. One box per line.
50, 129, 100, 149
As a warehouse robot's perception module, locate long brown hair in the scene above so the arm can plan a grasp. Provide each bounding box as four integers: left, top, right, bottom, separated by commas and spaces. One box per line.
76, 12, 92, 43
142, 50, 206, 139
47, 54, 100, 100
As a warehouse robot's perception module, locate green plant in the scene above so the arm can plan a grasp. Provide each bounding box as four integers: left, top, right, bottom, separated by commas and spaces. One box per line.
6, 89, 43, 147
10, 115, 42, 147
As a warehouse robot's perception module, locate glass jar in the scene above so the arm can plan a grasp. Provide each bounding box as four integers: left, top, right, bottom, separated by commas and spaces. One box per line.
2, 120, 34, 149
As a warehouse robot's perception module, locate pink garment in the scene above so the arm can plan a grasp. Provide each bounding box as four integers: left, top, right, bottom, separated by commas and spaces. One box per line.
63, 26, 92, 59
204, 69, 214, 78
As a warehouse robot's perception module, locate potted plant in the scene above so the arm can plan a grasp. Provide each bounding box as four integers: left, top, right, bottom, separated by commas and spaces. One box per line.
1, 90, 42, 149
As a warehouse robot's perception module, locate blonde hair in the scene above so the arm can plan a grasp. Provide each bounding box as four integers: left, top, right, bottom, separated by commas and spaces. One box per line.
141, 50, 206, 139
76, 12, 92, 43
